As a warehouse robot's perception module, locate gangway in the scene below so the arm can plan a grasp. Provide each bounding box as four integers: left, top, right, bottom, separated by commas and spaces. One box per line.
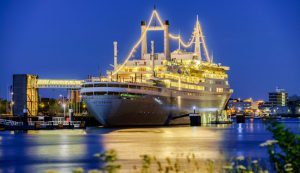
37, 79, 84, 88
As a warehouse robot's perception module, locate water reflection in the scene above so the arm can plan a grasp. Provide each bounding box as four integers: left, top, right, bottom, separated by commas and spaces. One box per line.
0, 130, 105, 173
0, 119, 299, 173
102, 126, 226, 160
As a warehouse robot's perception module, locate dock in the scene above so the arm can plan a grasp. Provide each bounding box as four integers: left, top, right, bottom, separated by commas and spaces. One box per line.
0, 119, 85, 130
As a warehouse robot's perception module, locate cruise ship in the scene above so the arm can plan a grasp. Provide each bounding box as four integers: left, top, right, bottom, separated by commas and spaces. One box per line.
80, 9, 233, 126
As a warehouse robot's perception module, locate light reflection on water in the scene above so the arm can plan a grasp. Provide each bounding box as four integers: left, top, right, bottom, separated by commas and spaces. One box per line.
0, 119, 299, 173
103, 126, 226, 161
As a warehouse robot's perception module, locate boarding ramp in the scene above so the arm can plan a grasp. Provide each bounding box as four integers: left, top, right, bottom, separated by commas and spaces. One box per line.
37, 79, 84, 89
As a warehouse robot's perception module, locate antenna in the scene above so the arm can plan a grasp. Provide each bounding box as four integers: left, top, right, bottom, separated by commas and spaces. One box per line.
211, 51, 214, 63
98, 66, 102, 81
178, 30, 181, 50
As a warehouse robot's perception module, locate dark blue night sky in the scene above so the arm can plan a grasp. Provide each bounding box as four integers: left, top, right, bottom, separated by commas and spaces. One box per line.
0, 0, 299, 100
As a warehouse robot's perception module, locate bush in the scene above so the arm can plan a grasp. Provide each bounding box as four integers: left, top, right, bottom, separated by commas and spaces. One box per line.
262, 119, 300, 172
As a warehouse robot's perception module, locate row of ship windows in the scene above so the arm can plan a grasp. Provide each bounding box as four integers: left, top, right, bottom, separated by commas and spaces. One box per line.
82, 84, 161, 92
133, 61, 163, 66
172, 88, 225, 96
208, 80, 228, 85
81, 92, 145, 96
82, 91, 224, 97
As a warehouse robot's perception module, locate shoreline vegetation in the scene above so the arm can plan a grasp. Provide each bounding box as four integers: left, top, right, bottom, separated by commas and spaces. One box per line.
42, 119, 299, 173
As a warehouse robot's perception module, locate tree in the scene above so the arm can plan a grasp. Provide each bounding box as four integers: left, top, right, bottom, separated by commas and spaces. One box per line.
0, 99, 8, 115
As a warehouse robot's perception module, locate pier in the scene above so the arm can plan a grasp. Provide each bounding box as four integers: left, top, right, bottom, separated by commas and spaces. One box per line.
0, 118, 85, 130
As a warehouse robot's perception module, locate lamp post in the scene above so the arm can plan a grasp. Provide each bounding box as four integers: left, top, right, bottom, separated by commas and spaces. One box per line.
10, 101, 14, 116
62, 103, 66, 117
79, 95, 82, 115
59, 94, 66, 117
10, 92, 13, 116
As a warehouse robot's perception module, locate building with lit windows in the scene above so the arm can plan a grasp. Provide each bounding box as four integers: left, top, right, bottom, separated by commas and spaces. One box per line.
268, 88, 288, 107
260, 89, 300, 117
227, 98, 264, 116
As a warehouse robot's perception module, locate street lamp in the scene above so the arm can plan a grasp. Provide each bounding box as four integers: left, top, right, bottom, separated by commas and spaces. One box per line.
62, 103, 66, 117
10, 101, 14, 116
193, 106, 196, 114
59, 94, 66, 117
79, 95, 82, 115
10, 92, 14, 115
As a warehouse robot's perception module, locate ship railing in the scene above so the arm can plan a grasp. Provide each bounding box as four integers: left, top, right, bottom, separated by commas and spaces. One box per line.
82, 82, 162, 92
84, 76, 154, 84
85, 77, 109, 82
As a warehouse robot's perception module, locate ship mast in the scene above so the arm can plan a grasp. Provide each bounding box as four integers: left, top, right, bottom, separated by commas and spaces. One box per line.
113, 41, 118, 70
112, 9, 212, 76
194, 15, 202, 62
141, 21, 147, 59
151, 40, 155, 77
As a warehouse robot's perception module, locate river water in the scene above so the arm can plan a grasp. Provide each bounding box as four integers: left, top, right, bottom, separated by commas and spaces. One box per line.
0, 118, 299, 173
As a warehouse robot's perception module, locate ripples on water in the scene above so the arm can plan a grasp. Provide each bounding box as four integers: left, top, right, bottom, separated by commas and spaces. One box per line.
0, 118, 299, 173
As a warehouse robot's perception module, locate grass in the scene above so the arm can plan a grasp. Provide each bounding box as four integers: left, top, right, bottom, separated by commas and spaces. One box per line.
44, 149, 270, 173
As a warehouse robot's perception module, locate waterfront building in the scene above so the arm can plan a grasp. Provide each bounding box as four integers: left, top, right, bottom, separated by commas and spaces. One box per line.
288, 95, 300, 115
268, 88, 288, 107
260, 88, 288, 111
227, 98, 263, 116
227, 98, 252, 111
260, 89, 300, 116
12, 74, 39, 116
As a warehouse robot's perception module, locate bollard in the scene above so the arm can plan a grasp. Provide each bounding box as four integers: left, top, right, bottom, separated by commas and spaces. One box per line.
236, 114, 245, 123
23, 107, 28, 127
68, 122, 74, 129
189, 113, 201, 126
34, 122, 41, 130
80, 121, 86, 129
57, 123, 63, 129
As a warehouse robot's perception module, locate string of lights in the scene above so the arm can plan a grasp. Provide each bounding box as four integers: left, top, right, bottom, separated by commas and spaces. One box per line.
169, 33, 195, 48
197, 20, 211, 62
112, 9, 211, 75
112, 10, 158, 75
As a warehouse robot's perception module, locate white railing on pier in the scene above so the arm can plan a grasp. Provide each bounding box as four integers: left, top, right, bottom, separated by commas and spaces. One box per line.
28, 121, 82, 128
0, 119, 23, 126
